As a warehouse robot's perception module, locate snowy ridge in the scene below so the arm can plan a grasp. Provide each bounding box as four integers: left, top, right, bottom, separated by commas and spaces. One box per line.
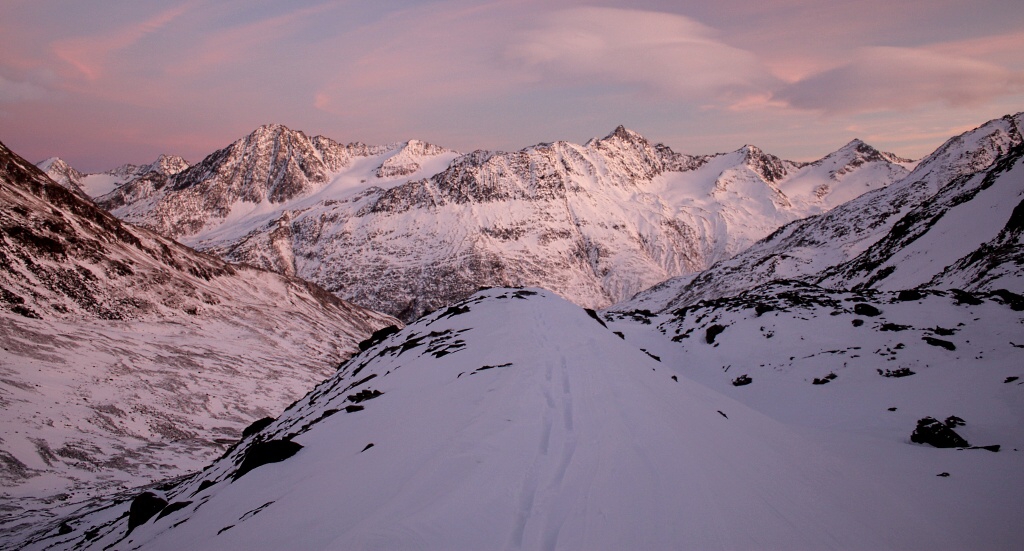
17, 287, 1022, 550
0, 140, 398, 533
37, 154, 189, 199
620, 113, 1024, 313
103, 124, 910, 321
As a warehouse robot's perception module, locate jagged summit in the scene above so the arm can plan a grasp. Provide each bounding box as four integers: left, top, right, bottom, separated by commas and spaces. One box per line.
376, 139, 455, 178
736, 144, 789, 183
35, 153, 191, 199
829, 139, 915, 166
605, 124, 646, 142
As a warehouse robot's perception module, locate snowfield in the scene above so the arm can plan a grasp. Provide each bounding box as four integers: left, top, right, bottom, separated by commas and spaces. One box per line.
14, 288, 1022, 550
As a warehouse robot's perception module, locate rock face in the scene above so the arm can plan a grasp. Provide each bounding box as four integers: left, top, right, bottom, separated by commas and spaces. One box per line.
1, 139, 398, 530
620, 113, 1024, 313
98, 124, 910, 321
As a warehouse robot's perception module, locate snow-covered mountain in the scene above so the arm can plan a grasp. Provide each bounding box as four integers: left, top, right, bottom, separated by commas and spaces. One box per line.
38, 154, 189, 199
13, 286, 1021, 550
97, 124, 911, 321
621, 113, 1024, 313
1, 140, 397, 532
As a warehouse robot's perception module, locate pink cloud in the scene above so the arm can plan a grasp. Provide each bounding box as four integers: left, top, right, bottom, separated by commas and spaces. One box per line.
52, 3, 194, 80
312, 2, 537, 117
166, 3, 337, 78
925, 30, 1024, 67
777, 46, 1024, 114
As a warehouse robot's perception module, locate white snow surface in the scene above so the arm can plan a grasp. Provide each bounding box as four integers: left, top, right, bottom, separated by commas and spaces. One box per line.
15, 287, 1022, 550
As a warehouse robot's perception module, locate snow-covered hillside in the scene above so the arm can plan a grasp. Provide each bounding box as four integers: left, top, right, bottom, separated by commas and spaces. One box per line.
94, 124, 910, 321
13, 286, 1021, 550
1, 140, 398, 534
621, 113, 1024, 313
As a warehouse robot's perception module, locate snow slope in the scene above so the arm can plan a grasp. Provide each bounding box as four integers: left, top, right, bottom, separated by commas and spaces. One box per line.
18, 287, 1019, 551
98, 124, 910, 321
607, 281, 1024, 549
1, 140, 398, 534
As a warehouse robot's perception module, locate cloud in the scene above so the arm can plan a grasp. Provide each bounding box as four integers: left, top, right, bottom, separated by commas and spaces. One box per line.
0, 73, 53, 102
52, 3, 193, 80
166, 3, 337, 77
777, 46, 1024, 114
506, 7, 775, 104
312, 2, 537, 117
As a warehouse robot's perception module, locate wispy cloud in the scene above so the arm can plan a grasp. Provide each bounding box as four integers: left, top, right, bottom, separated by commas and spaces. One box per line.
777, 46, 1024, 114
313, 2, 535, 117
166, 2, 338, 77
506, 7, 776, 105
0, 73, 54, 102
52, 3, 195, 80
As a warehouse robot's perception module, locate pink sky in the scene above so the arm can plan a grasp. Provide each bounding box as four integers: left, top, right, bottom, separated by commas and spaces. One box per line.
1, 0, 1022, 172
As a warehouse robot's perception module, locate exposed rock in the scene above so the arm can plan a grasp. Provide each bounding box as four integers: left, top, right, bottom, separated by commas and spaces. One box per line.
242, 417, 276, 439
127, 492, 167, 532
705, 324, 726, 344
732, 374, 752, 386
232, 440, 303, 480
911, 417, 969, 448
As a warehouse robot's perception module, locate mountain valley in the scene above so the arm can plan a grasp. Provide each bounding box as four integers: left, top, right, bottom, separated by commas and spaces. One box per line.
3, 112, 1022, 550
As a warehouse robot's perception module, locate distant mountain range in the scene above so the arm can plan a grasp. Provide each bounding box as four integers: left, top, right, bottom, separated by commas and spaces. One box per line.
41, 124, 914, 321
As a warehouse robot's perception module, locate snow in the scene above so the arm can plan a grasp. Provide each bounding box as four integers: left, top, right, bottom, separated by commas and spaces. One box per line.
78, 173, 124, 197
828, 152, 1024, 291
608, 283, 1024, 549
16, 288, 1022, 550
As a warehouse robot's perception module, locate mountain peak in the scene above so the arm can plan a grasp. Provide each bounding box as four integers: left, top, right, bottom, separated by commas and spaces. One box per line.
603, 125, 647, 144
36, 156, 66, 171
827, 139, 914, 166
737, 144, 788, 183
144, 154, 189, 176
34, 155, 86, 195
253, 122, 295, 135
